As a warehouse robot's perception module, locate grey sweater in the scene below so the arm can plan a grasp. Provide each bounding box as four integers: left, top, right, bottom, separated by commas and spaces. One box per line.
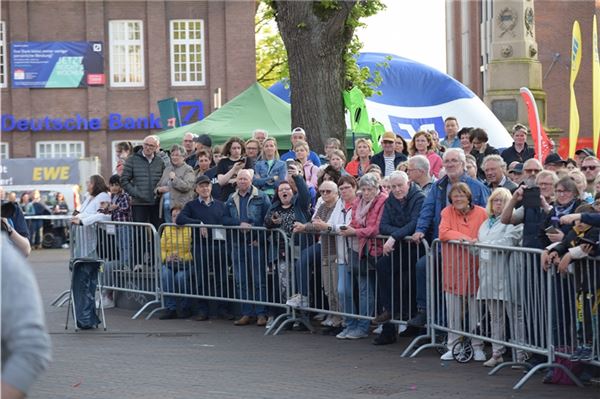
1, 236, 52, 395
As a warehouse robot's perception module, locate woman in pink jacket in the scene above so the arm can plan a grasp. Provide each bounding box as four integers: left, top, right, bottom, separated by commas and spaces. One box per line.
438, 182, 488, 362
337, 173, 388, 339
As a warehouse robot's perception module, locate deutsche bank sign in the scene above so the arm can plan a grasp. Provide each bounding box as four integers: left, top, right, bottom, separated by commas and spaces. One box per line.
1, 101, 203, 132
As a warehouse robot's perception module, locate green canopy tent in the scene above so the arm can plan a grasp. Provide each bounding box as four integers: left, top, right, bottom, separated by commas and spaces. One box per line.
157, 82, 369, 151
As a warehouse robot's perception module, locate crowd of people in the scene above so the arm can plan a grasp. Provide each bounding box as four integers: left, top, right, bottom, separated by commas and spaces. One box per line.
6, 116, 598, 381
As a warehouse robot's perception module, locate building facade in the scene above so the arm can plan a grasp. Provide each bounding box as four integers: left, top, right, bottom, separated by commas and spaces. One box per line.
446, 0, 598, 139
1, 0, 256, 178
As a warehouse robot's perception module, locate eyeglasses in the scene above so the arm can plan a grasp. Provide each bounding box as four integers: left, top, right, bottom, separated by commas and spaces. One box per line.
524, 168, 541, 174
581, 165, 597, 171
246, 147, 259, 151
339, 185, 353, 191
555, 189, 572, 195
319, 189, 333, 195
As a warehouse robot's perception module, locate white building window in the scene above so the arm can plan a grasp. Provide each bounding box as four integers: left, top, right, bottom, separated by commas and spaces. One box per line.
110, 140, 143, 174
170, 20, 205, 86
0, 143, 8, 159
109, 20, 144, 87
36, 141, 85, 159
0, 21, 6, 88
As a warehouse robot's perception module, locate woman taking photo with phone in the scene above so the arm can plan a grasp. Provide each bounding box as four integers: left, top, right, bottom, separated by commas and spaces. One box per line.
217, 137, 252, 201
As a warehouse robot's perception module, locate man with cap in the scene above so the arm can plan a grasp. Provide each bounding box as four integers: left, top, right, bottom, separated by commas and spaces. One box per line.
176, 175, 231, 320
182, 132, 197, 158
501, 123, 536, 165
370, 131, 408, 177
508, 162, 525, 185
186, 134, 214, 169
280, 127, 321, 166
575, 148, 596, 169
543, 153, 566, 172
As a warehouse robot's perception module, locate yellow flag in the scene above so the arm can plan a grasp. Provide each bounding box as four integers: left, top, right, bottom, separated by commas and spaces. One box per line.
569, 21, 582, 158
593, 16, 600, 154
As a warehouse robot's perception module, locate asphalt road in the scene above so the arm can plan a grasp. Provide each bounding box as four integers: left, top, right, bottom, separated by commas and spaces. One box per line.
26, 248, 599, 399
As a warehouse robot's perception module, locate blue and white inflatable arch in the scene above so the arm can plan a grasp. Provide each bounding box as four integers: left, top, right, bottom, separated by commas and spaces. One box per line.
269, 52, 513, 148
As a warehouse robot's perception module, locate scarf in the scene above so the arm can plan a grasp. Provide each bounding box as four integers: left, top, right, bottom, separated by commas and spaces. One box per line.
554, 200, 576, 219
355, 193, 377, 228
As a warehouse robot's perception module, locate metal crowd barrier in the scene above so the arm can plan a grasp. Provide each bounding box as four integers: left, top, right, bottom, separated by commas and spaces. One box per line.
148, 224, 292, 334
279, 231, 428, 337
409, 239, 592, 390
52, 221, 162, 320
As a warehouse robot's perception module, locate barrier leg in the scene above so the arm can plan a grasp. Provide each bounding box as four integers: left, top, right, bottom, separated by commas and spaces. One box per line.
51, 289, 70, 306
264, 311, 291, 336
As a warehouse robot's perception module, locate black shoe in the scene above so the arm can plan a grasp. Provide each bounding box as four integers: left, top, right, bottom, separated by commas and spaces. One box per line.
159, 310, 178, 320
406, 311, 427, 328
218, 310, 235, 320
372, 333, 397, 345
177, 309, 193, 319
193, 313, 209, 321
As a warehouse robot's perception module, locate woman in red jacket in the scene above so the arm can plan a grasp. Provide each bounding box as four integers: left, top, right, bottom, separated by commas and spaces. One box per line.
338, 172, 388, 339
345, 138, 373, 179
438, 182, 488, 362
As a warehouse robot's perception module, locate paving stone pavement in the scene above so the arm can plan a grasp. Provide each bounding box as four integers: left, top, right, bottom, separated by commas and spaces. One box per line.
26, 249, 599, 399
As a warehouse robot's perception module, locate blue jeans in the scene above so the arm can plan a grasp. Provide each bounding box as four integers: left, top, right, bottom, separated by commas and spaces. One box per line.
116, 225, 132, 266
161, 262, 194, 312
338, 263, 353, 315
295, 243, 321, 297
344, 250, 375, 333
232, 241, 266, 317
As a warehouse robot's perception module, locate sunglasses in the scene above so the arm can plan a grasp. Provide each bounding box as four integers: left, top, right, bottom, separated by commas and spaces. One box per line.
524, 168, 541, 173
581, 166, 597, 171
319, 189, 333, 195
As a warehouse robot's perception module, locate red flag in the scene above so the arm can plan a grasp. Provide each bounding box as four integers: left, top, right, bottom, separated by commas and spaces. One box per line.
520, 87, 552, 163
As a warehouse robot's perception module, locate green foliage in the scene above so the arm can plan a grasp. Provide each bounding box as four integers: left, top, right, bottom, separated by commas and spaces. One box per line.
257, 0, 386, 91
256, 2, 289, 87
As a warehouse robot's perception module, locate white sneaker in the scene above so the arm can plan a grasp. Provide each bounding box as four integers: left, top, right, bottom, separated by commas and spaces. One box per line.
373, 324, 383, 334
285, 294, 308, 308
483, 354, 504, 367
346, 329, 369, 339
440, 350, 455, 361
321, 315, 334, 327
101, 295, 115, 309
61, 243, 70, 249
473, 349, 486, 362
313, 312, 326, 321
133, 264, 145, 272
336, 328, 350, 339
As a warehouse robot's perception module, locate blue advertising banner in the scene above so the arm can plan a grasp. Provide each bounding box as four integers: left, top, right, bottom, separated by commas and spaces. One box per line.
11, 41, 104, 88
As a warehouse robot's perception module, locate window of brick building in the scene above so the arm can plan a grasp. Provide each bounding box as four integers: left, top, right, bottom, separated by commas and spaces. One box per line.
0, 21, 6, 88
109, 20, 144, 87
0, 143, 8, 159
170, 19, 205, 86
36, 141, 84, 159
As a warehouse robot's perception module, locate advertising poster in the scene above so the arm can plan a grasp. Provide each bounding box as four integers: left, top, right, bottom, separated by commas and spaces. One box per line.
10, 41, 104, 88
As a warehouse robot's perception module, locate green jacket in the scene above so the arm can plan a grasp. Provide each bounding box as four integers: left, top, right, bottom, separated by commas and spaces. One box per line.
121, 150, 166, 205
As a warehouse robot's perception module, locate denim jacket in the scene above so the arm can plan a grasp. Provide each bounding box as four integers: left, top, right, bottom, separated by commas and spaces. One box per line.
253, 159, 286, 192
223, 186, 271, 228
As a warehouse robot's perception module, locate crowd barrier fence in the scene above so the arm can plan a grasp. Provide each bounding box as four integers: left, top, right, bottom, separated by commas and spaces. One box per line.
54, 221, 599, 388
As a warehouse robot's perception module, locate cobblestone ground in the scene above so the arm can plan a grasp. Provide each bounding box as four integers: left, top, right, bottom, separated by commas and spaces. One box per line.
27, 249, 599, 399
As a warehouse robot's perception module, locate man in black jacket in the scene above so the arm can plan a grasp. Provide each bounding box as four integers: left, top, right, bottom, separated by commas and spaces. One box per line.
370, 131, 407, 177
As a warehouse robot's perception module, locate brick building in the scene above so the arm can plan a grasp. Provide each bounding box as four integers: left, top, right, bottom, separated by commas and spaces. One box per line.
446, 0, 598, 139
0, 0, 256, 178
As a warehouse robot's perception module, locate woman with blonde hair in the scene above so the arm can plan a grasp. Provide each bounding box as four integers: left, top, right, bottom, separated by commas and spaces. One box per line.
476, 188, 523, 367
409, 131, 443, 177
294, 140, 319, 190
345, 138, 373, 178
569, 169, 593, 204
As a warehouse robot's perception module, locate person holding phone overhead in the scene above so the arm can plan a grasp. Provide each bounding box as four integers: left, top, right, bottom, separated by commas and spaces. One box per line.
217, 137, 252, 201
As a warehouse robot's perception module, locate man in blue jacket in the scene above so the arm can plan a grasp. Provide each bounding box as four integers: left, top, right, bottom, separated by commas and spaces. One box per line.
408, 148, 490, 327
370, 131, 407, 177
223, 169, 271, 326
177, 175, 230, 321
373, 171, 425, 344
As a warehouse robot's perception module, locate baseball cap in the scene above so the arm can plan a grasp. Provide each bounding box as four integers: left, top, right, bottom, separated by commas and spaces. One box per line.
193, 134, 212, 147
382, 131, 396, 142
195, 175, 211, 185
575, 148, 595, 157
544, 153, 566, 166
508, 163, 524, 174
291, 127, 306, 136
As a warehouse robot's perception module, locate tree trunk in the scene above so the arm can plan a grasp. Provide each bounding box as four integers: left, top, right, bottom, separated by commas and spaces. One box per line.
274, 1, 356, 153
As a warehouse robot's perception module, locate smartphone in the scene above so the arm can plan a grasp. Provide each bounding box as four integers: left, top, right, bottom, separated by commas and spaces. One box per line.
544, 226, 560, 234
522, 186, 541, 208
578, 237, 598, 246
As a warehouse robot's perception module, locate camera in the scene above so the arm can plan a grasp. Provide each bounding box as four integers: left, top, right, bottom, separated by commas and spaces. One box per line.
522, 186, 541, 208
